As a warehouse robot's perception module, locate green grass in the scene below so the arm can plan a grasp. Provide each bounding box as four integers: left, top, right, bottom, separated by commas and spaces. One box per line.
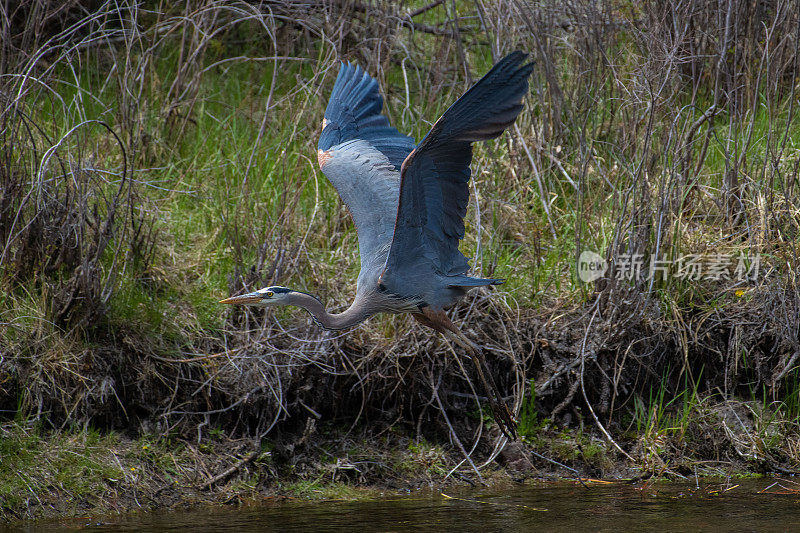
282, 480, 371, 500
517, 382, 543, 441
0, 424, 122, 514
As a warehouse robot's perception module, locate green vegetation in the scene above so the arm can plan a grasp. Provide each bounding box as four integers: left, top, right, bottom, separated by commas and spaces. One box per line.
0, 423, 123, 515
1, 0, 800, 521
282, 480, 375, 501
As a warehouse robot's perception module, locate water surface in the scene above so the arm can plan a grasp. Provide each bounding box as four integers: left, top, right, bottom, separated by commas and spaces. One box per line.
12, 479, 800, 532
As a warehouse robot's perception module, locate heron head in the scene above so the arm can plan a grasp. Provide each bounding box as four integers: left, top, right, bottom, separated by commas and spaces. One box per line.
219, 286, 294, 308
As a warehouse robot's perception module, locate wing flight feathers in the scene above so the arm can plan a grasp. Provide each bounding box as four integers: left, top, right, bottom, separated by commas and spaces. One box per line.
318, 63, 415, 170
416, 51, 533, 146
383, 52, 533, 287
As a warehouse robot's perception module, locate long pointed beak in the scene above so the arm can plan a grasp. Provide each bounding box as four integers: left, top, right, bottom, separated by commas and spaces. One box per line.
219, 293, 263, 305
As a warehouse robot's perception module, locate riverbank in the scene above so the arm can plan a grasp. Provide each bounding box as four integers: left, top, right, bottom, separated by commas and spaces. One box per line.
2, 393, 795, 522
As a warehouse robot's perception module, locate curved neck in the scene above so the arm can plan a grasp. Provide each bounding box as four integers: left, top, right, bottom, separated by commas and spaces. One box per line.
285, 292, 372, 330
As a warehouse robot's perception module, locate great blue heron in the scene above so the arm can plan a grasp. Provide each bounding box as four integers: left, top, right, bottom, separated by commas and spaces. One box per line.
221, 52, 533, 439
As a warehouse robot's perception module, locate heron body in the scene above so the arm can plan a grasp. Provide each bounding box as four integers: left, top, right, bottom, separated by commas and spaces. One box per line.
221, 52, 534, 438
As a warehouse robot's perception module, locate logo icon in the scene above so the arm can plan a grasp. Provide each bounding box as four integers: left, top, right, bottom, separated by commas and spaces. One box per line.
578, 250, 607, 282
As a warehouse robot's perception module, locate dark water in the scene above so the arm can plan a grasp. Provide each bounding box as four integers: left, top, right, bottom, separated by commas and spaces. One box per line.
10, 479, 800, 532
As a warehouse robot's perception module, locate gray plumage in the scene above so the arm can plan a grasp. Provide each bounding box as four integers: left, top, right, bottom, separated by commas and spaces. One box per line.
222, 51, 533, 328
220, 52, 533, 440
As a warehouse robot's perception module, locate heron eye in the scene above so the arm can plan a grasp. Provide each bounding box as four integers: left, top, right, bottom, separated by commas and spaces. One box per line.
265, 291, 274, 298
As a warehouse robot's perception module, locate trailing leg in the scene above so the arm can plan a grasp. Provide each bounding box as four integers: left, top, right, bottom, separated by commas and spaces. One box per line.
443, 329, 517, 441
412, 308, 517, 440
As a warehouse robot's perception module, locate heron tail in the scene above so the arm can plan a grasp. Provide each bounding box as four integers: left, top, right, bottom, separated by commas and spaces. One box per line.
448, 276, 504, 288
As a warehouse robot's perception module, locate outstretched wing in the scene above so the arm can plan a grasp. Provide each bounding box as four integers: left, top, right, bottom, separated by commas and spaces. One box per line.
317, 63, 416, 281
382, 52, 533, 288
318, 63, 415, 170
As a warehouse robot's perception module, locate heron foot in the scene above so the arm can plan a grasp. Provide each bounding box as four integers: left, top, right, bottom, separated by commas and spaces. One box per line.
489, 397, 518, 441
